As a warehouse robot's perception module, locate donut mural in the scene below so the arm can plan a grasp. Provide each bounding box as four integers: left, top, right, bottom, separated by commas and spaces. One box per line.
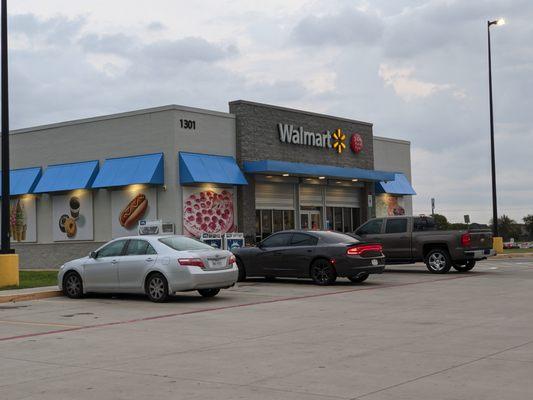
52, 192, 94, 241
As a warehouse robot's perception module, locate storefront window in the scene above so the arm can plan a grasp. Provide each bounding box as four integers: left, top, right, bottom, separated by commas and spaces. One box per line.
261, 210, 272, 240
256, 209, 295, 241
343, 208, 352, 232
326, 207, 333, 230
334, 208, 343, 231
255, 210, 261, 241
283, 210, 295, 230
352, 208, 361, 230
273, 210, 283, 232
325, 206, 360, 233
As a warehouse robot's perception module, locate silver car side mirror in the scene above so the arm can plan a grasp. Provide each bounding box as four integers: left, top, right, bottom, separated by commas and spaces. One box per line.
89, 251, 97, 259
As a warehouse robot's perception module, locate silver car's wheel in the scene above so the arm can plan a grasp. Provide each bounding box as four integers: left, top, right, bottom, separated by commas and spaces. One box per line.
425, 249, 451, 274
63, 272, 83, 299
146, 273, 169, 302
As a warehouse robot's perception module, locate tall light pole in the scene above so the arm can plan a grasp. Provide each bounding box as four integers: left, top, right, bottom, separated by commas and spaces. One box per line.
0, 0, 11, 254
487, 18, 505, 237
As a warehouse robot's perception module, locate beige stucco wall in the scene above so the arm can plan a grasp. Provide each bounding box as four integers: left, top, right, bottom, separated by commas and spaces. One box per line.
372, 136, 414, 215
7, 105, 236, 246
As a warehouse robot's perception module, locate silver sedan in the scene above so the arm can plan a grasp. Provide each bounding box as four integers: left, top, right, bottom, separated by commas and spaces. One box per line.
58, 235, 239, 302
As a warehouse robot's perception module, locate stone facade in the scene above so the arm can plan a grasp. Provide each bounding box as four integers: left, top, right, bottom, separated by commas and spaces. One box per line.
229, 100, 376, 242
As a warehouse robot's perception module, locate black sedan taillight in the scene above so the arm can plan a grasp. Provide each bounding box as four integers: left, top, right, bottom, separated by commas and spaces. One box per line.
347, 244, 383, 257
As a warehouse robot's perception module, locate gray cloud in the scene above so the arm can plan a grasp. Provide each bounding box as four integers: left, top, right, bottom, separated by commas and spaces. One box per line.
5, 1, 533, 223
291, 7, 383, 47
10, 13, 85, 45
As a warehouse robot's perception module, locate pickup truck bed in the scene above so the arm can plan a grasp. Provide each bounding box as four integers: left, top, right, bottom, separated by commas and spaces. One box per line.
353, 216, 495, 273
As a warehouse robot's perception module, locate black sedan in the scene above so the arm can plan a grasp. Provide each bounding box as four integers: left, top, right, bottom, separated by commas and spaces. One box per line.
232, 230, 385, 285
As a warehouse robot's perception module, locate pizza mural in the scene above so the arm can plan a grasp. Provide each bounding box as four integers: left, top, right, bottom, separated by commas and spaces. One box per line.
182, 188, 235, 237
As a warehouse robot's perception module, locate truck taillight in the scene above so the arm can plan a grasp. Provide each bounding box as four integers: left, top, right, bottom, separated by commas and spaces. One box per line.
178, 258, 205, 268
461, 233, 471, 247
347, 244, 383, 256
228, 255, 236, 265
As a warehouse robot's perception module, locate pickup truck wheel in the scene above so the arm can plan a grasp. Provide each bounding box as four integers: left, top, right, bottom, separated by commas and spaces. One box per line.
453, 260, 476, 272
425, 249, 452, 274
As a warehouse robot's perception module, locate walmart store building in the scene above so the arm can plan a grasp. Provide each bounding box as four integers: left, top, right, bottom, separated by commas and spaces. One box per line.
6, 100, 415, 268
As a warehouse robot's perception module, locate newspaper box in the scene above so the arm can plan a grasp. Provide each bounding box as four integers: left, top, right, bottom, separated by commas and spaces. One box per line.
200, 233, 223, 249
224, 233, 245, 251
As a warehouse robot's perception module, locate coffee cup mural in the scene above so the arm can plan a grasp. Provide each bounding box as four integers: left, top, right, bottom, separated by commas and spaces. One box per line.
70, 196, 80, 219
52, 193, 94, 241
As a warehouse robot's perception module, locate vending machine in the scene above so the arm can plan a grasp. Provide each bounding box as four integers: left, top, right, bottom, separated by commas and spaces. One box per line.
200, 233, 223, 249
223, 233, 245, 251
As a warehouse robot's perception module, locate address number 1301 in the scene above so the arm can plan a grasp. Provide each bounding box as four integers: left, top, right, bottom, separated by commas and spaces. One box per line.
180, 119, 196, 130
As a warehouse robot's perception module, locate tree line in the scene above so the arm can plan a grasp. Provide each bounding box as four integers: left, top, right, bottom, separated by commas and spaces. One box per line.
431, 214, 533, 242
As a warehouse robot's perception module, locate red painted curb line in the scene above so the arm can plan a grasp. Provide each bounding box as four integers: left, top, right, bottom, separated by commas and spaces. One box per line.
0, 274, 479, 343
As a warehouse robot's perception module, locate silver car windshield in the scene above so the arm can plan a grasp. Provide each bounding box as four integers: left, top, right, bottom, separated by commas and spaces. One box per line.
159, 236, 215, 251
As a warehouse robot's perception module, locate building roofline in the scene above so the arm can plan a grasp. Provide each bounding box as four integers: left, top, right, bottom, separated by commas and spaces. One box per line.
373, 135, 411, 145
11, 104, 235, 135
229, 100, 373, 127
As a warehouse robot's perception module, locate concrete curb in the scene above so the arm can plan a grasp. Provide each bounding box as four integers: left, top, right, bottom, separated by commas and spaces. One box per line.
0, 288, 62, 304
495, 253, 533, 259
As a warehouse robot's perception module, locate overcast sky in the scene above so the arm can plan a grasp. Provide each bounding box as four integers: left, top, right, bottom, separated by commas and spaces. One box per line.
5, 0, 533, 223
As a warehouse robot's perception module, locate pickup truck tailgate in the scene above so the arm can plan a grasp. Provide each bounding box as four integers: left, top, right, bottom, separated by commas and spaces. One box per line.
469, 231, 493, 249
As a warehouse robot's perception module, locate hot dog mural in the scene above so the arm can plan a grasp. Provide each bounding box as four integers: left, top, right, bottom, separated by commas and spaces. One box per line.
111, 187, 157, 238
52, 192, 94, 241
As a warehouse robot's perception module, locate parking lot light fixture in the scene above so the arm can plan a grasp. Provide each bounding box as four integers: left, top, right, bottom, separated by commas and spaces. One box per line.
487, 17, 505, 238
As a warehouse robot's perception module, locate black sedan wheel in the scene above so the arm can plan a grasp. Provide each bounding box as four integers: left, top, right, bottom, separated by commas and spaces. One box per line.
348, 273, 369, 283
236, 258, 246, 282
198, 288, 220, 298
146, 273, 169, 302
310, 260, 337, 285
453, 260, 476, 272
63, 272, 83, 299
425, 249, 452, 274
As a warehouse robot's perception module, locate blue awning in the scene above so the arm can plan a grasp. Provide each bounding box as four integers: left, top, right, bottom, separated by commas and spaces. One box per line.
179, 152, 247, 185
92, 153, 164, 189
0, 167, 42, 196
33, 160, 99, 193
375, 173, 416, 195
242, 160, 395, 182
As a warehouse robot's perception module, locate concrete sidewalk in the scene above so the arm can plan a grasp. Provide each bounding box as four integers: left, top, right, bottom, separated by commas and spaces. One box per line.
0, 285, 61, 303
496, 252, 533, 258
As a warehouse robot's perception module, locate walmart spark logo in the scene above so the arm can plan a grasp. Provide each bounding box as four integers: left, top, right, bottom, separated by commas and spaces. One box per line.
331, 128, 346, 154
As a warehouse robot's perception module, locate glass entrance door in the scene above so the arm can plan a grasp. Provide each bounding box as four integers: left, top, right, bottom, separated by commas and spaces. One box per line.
300, 210, 321, 230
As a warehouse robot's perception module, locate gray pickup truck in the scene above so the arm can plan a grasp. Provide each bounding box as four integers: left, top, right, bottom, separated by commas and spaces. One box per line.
353, 216, 495, 273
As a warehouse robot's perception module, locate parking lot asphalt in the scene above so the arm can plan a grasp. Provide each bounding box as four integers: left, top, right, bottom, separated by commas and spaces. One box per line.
1, 257, 532, 400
